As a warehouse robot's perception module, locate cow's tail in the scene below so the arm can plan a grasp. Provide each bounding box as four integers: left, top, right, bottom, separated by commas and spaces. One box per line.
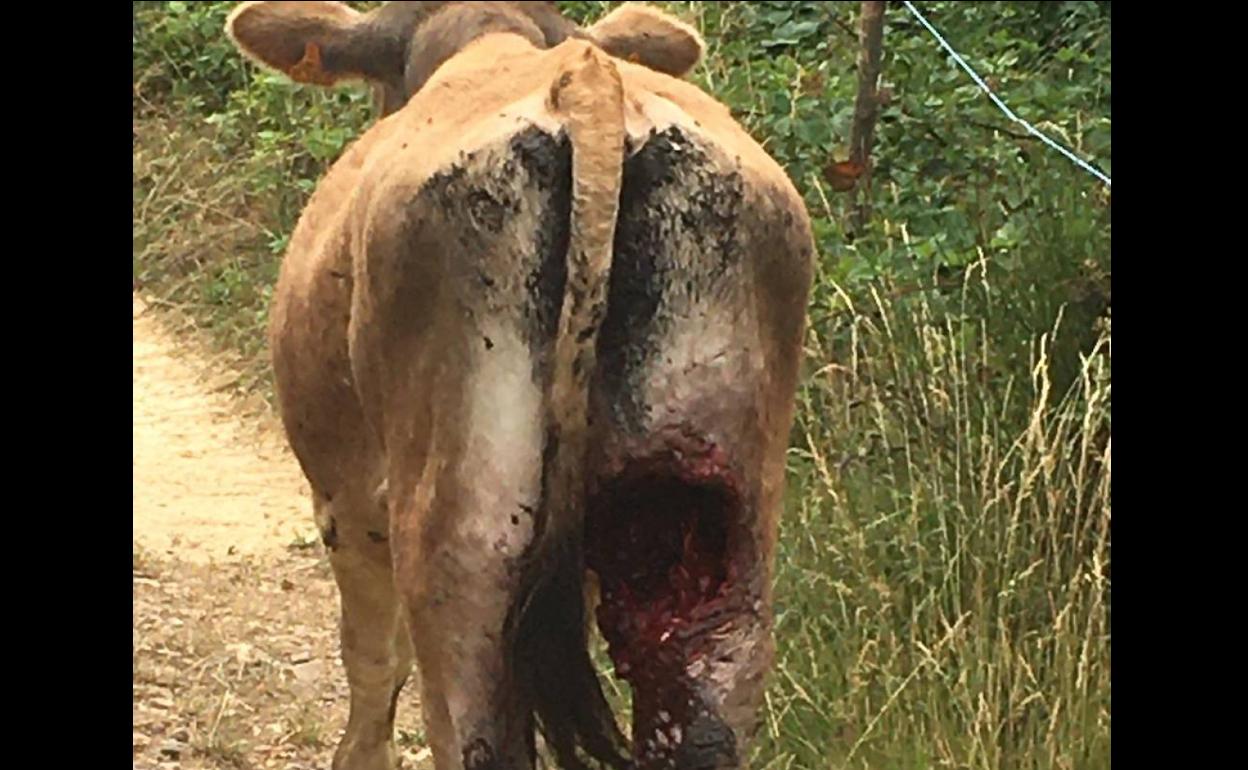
516, 42, 631, 770
545, 43, 626, 529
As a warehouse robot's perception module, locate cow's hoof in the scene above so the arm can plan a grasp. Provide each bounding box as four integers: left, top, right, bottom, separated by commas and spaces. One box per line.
332, 738, 398, 770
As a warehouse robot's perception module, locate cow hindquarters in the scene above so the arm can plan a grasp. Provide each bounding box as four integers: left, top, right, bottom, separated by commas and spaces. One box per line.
584, 124, 814, 768
347, 121, 585, 769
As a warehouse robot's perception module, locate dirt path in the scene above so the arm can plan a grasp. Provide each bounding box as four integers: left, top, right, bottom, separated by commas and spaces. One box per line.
132, 295, 315, 561
132, 295, 429, 770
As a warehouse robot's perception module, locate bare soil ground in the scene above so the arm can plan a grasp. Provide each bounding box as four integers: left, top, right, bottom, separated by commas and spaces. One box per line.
132, 295, 430, 770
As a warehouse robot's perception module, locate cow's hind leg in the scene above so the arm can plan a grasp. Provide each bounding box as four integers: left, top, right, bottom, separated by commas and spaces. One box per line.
316, 493, 413, 770
388, 360, 546, 770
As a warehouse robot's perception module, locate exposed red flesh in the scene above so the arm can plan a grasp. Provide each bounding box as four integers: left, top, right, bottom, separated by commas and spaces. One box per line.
585, 438, 750, 763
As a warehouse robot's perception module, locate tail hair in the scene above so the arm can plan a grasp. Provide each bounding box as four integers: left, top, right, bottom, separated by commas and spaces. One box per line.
516, 42, 631, 769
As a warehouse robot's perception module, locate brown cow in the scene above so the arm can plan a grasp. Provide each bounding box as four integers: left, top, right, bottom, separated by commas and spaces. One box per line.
223, 3, 815, 769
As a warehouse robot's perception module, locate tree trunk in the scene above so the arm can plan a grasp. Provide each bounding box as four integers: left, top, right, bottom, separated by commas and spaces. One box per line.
849, 1, 886, 231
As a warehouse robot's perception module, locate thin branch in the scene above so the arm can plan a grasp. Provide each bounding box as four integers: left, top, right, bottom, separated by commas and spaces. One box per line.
849, 2, 886, 231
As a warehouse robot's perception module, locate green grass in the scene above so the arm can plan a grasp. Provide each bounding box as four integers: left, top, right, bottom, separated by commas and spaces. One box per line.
758, 271, 1109, 769
133, 2, 1110, 768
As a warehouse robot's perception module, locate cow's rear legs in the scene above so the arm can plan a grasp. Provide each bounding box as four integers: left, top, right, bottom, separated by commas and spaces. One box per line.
394, 528, 535, 770
316, 494, 414, 770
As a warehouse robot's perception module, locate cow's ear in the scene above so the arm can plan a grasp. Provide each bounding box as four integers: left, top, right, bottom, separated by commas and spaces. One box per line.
585, 3, 705, 78
225, 1, 391, 87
